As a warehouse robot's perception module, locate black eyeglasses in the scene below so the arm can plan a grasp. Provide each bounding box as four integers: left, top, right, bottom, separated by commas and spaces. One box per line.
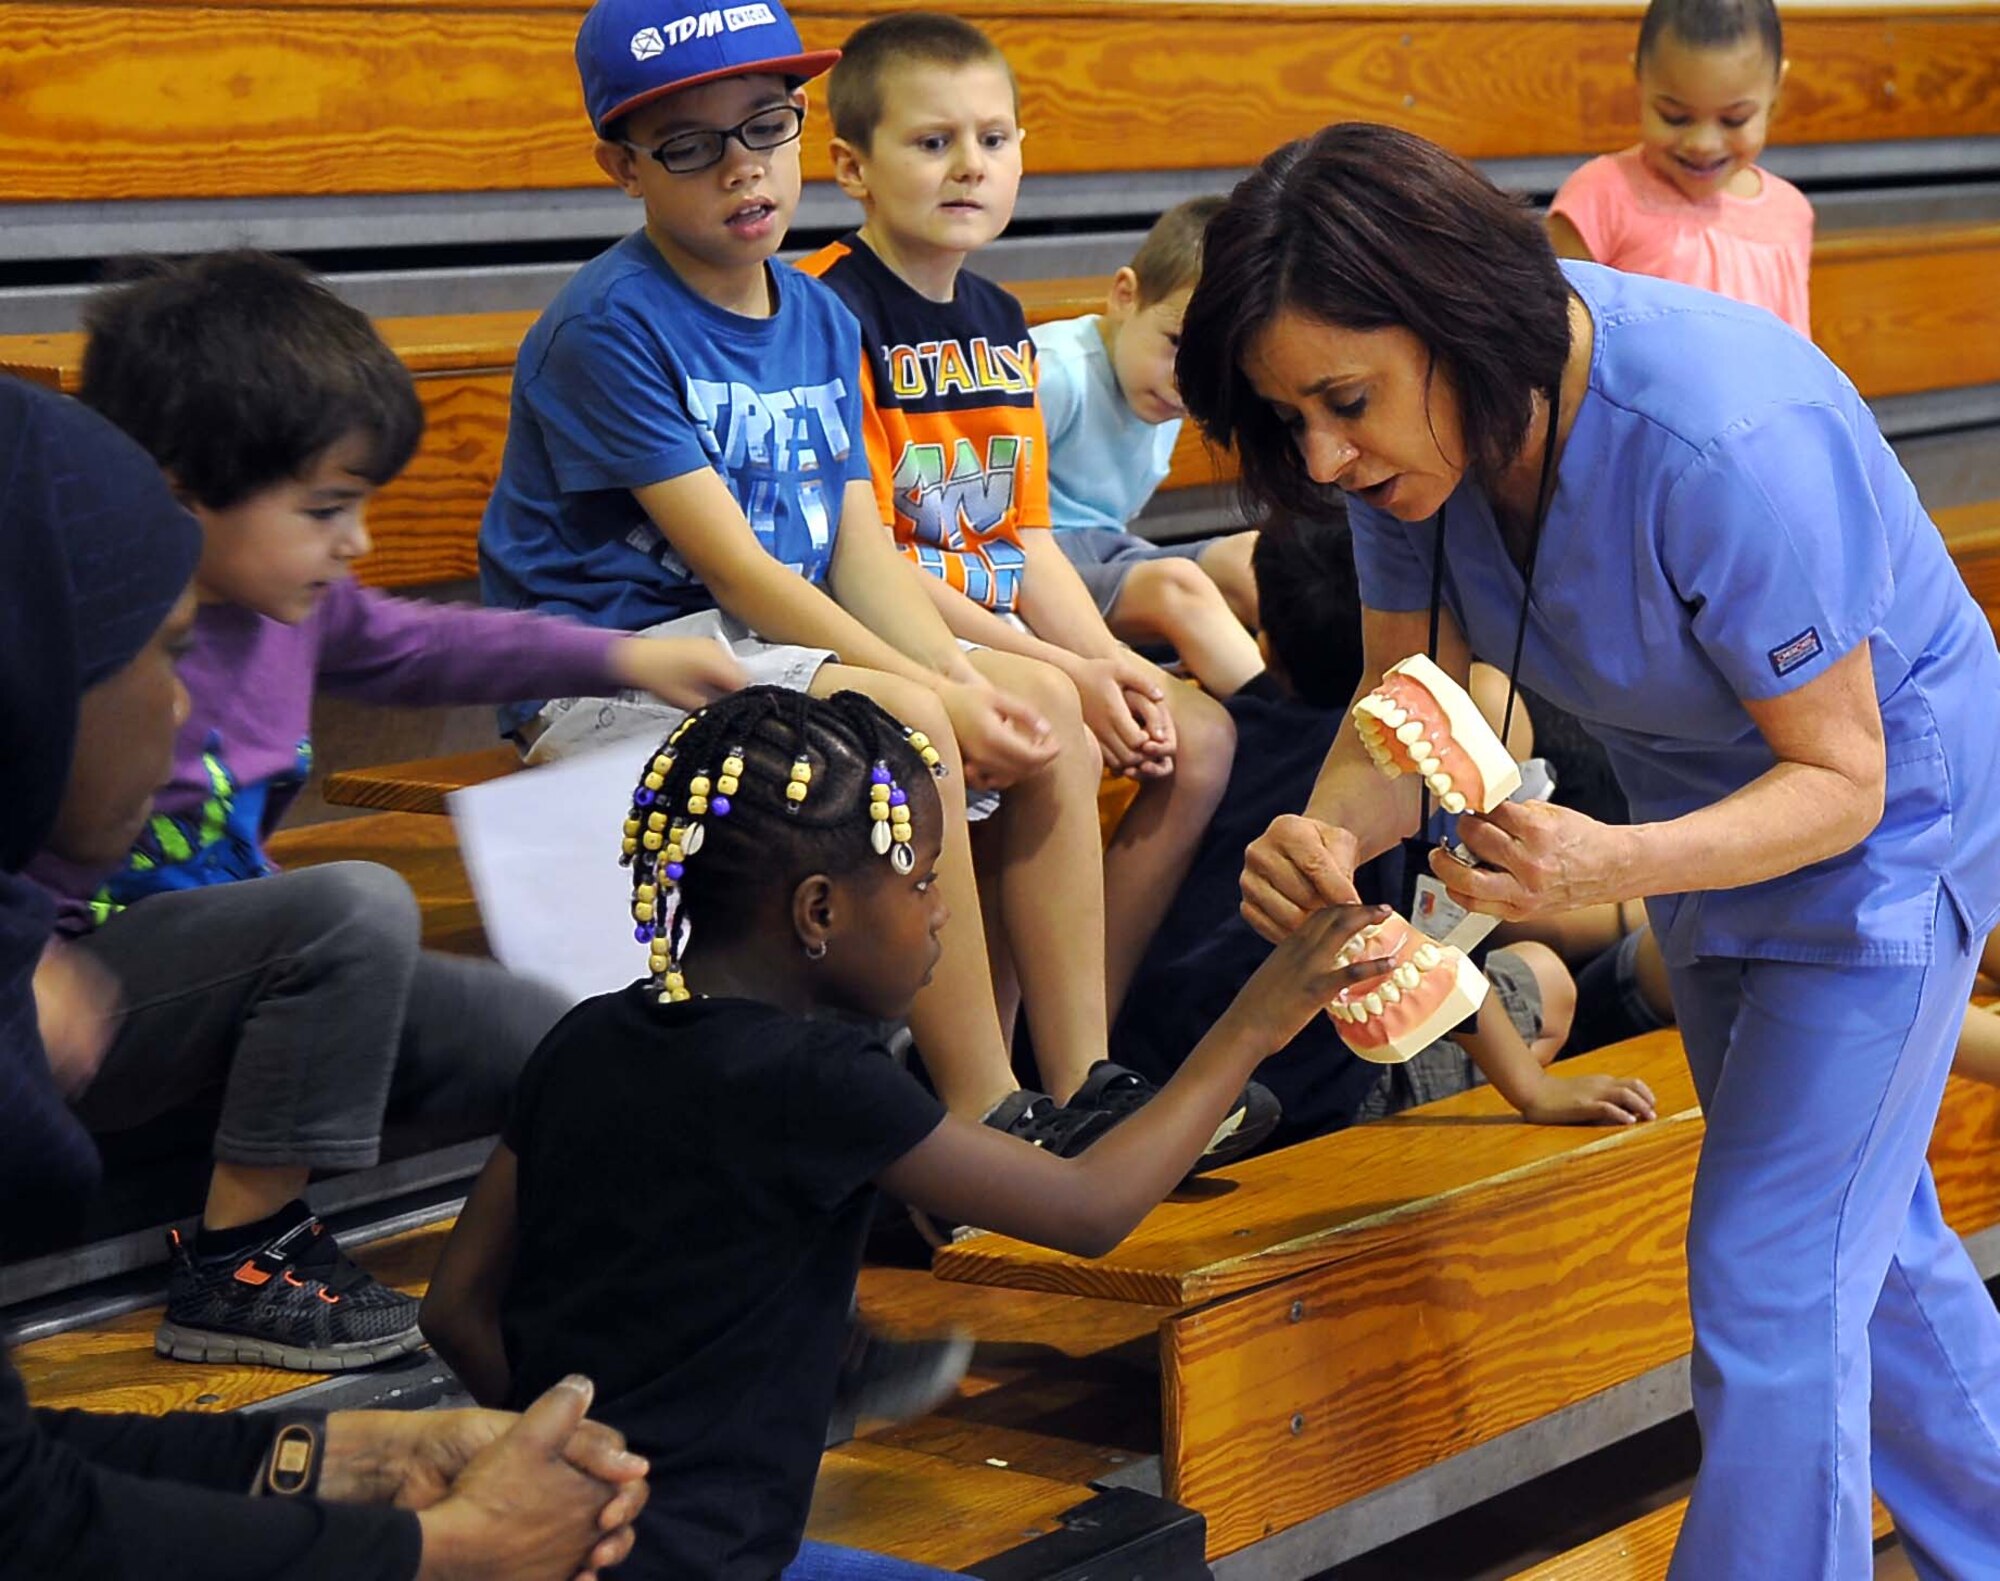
623, 105, 805, 175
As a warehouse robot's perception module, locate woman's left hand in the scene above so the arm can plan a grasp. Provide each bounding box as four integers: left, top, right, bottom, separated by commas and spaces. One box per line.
1430, 800, 1638, 920
320, 1407, 646, 1512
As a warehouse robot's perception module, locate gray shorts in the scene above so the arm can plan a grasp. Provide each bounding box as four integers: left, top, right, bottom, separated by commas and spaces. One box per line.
523, 608, 833, 766
1055, 527, 1207, 618
1354, 946, 1545, 1121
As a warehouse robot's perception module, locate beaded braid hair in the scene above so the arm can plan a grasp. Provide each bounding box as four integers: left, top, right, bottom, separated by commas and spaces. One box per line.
619, 686, 946, 1004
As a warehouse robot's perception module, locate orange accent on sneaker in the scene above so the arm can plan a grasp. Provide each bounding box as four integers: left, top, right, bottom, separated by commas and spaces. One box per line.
316, 1289, 341, 1305
283, 1271, 304, 1287
234, 1261, 274, 1287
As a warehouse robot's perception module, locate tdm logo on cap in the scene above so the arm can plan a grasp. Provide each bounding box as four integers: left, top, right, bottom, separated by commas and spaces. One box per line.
630, 5, 778, 59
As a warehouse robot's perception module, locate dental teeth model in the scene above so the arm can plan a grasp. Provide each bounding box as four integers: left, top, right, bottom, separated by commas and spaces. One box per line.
1325, 909, 1489, 1064
1351, 653, 1523, 815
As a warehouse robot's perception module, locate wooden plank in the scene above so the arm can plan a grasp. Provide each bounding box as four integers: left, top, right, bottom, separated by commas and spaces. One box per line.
1937, 499, 2000, 644
266, 811, 486, 955
15, 1220, 449, 1415
1163, 1111, 1700, 1557
323, 744, 521, 815
1931, 1072, 2000, 1236
1508, 1494, 1894, 1579
2, 5, 1996, 203
935, 1033, 1699, 1307
1811, 223, 2000, 400
806, 1439, 1093, 1570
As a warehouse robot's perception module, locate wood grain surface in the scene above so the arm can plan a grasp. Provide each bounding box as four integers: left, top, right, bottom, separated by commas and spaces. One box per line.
1508, 1492, 1895, 1578
3, 6, 1996, 201
935, 1033, 1699, 1306
323, 744, 521, 814
1812, 223, 2000, 400
806, 1439, 1093, 1568
1165, 1114, 1700, 1556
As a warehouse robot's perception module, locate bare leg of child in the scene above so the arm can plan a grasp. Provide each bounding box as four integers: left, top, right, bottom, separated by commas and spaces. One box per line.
1981, 930, 2000, 990
1953, 1003, 2000, 1087
1103, 681, 1236, 1014
204, 1162, 311, 1231
1467, 660, 1536, 761
1108, 558, 1265, 697
1493, 897, 1649, 966
963, 649, 1110, 1103
970, 824, 1021, 1048
809, 664, 1016, 1119
1502, 939, 1577, 1066
1194, 530, 1260, 631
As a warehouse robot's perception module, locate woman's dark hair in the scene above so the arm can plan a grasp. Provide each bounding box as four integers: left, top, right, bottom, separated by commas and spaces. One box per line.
1251, 511, 1367, 710
1176, 123, 1570, 525
1637, 0, 1782, 70
621, 687, 939, 976
79, 250, 424, 510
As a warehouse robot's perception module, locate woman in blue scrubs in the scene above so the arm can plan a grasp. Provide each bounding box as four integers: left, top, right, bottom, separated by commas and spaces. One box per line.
1175, 123, 2000, 1579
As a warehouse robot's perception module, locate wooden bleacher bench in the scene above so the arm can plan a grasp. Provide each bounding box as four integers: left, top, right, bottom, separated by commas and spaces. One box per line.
265, 812, 484, 955
1509, 1495, 1897, 1580
7, 3, 1994, 206
925, 1033, 2000, 1564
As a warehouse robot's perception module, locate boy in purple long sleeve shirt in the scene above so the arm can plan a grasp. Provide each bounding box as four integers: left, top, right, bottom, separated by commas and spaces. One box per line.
40, 251, 742, 1370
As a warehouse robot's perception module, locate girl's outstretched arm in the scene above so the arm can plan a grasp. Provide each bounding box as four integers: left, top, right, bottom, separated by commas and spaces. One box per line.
877, 904, 1394, 1258
420, 1144, 521, 1407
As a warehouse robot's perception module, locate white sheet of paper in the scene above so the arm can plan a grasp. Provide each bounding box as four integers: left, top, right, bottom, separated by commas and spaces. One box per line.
448, 743, 652, 1007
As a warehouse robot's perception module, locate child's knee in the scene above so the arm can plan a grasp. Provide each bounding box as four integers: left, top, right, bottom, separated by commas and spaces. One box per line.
978, 651, 1090, 749
1506, 938, 1576, 1050
293, 861, 424, 967
1167, 684, 1236, 781
1137, 557, 1223, 630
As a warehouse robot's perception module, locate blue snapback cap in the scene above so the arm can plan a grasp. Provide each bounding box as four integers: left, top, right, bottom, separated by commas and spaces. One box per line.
576, 0, 840, 136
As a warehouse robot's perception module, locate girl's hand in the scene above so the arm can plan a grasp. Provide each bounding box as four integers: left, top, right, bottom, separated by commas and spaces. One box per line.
608, 636, 749, 712
1111, 653, 1177, 777
1232, 903, 1396, 1048
1240, 815, 1366, 942
1067, 655, 1155, 776
1436, 801, 1640, 921
1517, 1072, 1658, 1127
32, 942, 119, 1096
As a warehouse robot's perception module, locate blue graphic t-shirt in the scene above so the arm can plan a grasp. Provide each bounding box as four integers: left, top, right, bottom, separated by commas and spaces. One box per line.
479, 231, 871, 632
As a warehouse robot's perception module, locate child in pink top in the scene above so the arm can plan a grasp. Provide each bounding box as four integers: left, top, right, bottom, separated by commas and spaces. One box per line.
1547, 0, 1812, 335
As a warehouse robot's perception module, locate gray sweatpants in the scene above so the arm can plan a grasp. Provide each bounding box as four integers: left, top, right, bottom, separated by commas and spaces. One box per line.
71, 862, 566, 1172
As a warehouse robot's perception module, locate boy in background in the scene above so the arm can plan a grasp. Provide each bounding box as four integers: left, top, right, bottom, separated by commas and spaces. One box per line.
1032, 197, 1265, 698
801, 13, 1235, 1014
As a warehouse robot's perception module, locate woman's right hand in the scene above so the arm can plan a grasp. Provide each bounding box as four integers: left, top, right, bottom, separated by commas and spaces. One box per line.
1240, 815, 1367, 942
415, 1377, 649, 1581
1232, 902, 1396, 1047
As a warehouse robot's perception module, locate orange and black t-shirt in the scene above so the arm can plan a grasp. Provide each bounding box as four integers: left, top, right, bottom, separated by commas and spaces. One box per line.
798, 234, 1049, 614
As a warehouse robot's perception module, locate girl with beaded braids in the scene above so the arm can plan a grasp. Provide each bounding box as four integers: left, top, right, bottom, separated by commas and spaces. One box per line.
422, 685, 1395, 1581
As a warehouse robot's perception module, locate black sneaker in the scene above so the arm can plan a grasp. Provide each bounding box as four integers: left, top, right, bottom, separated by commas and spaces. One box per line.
982, 1088, 1117, 1157
833, 1318, 973, 1424
155, 1216, 424, 1371
1064, 1061, 1281, 1175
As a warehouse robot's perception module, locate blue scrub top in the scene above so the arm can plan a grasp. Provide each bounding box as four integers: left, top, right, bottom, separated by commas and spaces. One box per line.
1349, 261, 2000, 968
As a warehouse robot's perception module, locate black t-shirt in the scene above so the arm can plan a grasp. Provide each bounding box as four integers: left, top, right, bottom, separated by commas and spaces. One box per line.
499, 988, 946, 1581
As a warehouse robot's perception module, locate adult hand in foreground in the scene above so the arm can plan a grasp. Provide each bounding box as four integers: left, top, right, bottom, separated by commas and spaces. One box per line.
1240, 815, 1365, 943
412, 1376, 650, 1581
1436, 800, 1637, 921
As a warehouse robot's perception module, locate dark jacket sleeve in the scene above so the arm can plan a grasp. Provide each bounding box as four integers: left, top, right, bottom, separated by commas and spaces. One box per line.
2, 1357, 422, 1581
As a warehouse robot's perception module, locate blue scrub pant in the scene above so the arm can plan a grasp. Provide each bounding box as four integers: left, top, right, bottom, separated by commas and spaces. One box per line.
1667, 892, 2000, 1580
782, 1541, 957, 1578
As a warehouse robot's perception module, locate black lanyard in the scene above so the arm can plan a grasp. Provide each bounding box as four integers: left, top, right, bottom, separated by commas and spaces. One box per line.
1416, 386, 1562, 833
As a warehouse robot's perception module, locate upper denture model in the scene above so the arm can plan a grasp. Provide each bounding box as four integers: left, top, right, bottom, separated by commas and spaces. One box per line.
1351, 654, 1523, 815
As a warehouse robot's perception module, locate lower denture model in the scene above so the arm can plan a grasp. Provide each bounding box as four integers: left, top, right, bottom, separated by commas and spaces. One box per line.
1350, 653, 1522, 815
1326, 910, 1489, 1064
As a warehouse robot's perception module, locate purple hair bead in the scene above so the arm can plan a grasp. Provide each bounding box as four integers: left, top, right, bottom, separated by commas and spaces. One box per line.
633, 924, 651, 943
889, 788, 907, 807
711, 795, 731, 817
665, 862, 685, 881
634, 787, 655, 806
870, 764, 892, 785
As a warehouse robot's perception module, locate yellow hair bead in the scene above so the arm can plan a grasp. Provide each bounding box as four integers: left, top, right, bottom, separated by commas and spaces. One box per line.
688, 794, 709, 816
636, 882, 657, 902
790, 761, 812, 784
785, 781, 808, 804
642, 830, 664, 851
647, 811, 667, 832
622, 836, 639, 855
689, 775, 711, 797
665, 844, 684, 863
623, 818, 640, 837
716, 774, 739, 796
653, 753, 672, 773
644, 772, 664, 791
722, 755, 745, 778
907, 731, 931, 751
632, 901, 654, 923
